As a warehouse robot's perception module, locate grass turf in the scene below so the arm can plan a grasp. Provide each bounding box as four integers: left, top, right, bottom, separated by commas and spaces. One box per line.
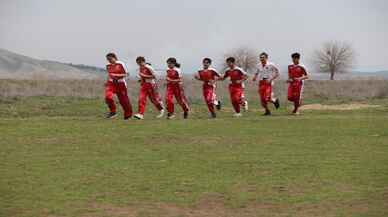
1, 97, 388, 217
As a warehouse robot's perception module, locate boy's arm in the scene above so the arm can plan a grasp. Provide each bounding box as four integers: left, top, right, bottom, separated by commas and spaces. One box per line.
296, 67, 309, 81
242, 74, 248, 81
194, 71, 202, 81
252, 69, 259, 81
239, 69, 248, 83
270, 66, 280, 83
167, 69, 183, 83
166, 77, 181, 82
286, 66, 293, 83
139, 73, 154, 78
219, 71, 229, 81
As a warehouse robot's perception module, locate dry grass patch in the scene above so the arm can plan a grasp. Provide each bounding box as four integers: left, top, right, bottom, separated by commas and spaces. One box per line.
301, 103, 380, 111
82, 196, 376, 217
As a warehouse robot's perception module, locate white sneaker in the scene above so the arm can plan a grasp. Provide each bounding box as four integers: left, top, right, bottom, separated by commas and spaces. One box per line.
156, 109, 165, 118
167, 114, 176, 120
134, 114, 144, 120
243, 101, 249, 112
233, 113, 243, 118
292, 111, 301, 116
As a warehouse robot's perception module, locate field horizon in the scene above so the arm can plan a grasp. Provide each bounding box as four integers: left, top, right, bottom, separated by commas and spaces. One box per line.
1, 91, 388, 217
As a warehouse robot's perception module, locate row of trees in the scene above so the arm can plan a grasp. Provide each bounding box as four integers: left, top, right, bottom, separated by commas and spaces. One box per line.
225, 41, 355, 80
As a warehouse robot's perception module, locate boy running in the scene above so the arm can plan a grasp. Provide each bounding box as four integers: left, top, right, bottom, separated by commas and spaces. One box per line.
287, 53, 309, 115
133, 56, 165, 120
165, 57, 190, 119
220, 57, 248, 117
104, 53, 132, 120
253, 52, 280, 116
194, 58, 222, 118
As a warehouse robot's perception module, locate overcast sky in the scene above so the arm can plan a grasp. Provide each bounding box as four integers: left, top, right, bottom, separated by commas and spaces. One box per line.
0, 0, 387, 72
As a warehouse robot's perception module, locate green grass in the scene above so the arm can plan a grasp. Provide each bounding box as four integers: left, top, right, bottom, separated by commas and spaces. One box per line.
1, 97, 388, 217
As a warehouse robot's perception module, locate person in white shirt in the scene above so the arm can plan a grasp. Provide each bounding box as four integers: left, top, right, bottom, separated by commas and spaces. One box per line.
253, 52, 280, 116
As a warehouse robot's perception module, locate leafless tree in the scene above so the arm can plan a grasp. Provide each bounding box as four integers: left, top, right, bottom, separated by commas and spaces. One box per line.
312, 41, 355, 80
222, 46, 258, 73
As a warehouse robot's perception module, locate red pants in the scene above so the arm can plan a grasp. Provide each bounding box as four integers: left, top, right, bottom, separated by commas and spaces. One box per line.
105, 81, 132, 118
229, 84, 245, 113
288, 81, 304, 103
138, 82, 163, 115
259, 80, 272, 105
166, 83, 189, 114
203, 84, 217, 113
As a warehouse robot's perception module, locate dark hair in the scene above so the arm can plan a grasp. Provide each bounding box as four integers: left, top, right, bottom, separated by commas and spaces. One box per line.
106, 53, 117, 60
136, 56, 146, 63
291, 53, 301, 59
203, 58, 212, 64
167, 57, 181, 68
226, 57, 235, 63
260, 52, 269, 58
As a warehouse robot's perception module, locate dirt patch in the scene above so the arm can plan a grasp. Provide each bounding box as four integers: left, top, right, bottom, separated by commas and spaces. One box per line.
300, 103, 380, 111
81, 193, 376, 217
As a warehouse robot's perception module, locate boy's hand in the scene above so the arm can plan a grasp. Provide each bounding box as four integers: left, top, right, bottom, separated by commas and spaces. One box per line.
208, 80, 215, 85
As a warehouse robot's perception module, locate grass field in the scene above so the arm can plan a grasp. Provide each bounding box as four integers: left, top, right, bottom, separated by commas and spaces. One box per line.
1, 96, 388, 217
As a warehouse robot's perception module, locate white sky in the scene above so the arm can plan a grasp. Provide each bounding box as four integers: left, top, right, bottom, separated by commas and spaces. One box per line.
0, 0, 387, 72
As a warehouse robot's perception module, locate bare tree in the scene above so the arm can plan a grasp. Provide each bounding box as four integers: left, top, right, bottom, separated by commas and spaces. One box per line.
222, 46, 258, 73
312, 41, 355, 80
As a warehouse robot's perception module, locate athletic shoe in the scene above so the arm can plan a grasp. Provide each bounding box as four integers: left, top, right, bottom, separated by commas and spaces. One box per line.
134, 114, 144, 120
243, 101, 249, 112
105, 112, 117, 119
233, 113, 243, 118
210, 112, 217, 119
156, 109, 165, 119
167, 113, 175, 120
292, 111, 301, 116
183, 111, 189, 119
263, 111, 272, 116
216, 101, 222, 111
273, 99, 280, 109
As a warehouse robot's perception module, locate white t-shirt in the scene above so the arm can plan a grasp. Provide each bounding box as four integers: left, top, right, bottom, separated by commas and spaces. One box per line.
256, 62, 278, 81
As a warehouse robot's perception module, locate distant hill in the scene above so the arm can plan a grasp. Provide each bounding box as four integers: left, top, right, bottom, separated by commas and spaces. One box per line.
0, 49, 105, 79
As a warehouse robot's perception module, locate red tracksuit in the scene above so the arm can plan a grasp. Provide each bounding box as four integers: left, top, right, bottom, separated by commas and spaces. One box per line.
137, 65, 163, 115
105, 61, 132, 118
288, 64, 307, 104
224, 67, 247, 113
166, 67, 190, 114
197, 68, 220, 114
259, 80, 273, 105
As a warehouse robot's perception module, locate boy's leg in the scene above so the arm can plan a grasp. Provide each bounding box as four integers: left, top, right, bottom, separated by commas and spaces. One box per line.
270, 85, 280, 109
149, 84, 164, 111
259, 82, 271, 114
105, 82, 116, 114
229, 85, 241, 114
117, 82, 132, 119
166, 85, 175, 115
203, 86, 215, 115
288, 82, 303, 114
175, 85, 190, 113
137, 84, 148, 115
293, 83, 304, 113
